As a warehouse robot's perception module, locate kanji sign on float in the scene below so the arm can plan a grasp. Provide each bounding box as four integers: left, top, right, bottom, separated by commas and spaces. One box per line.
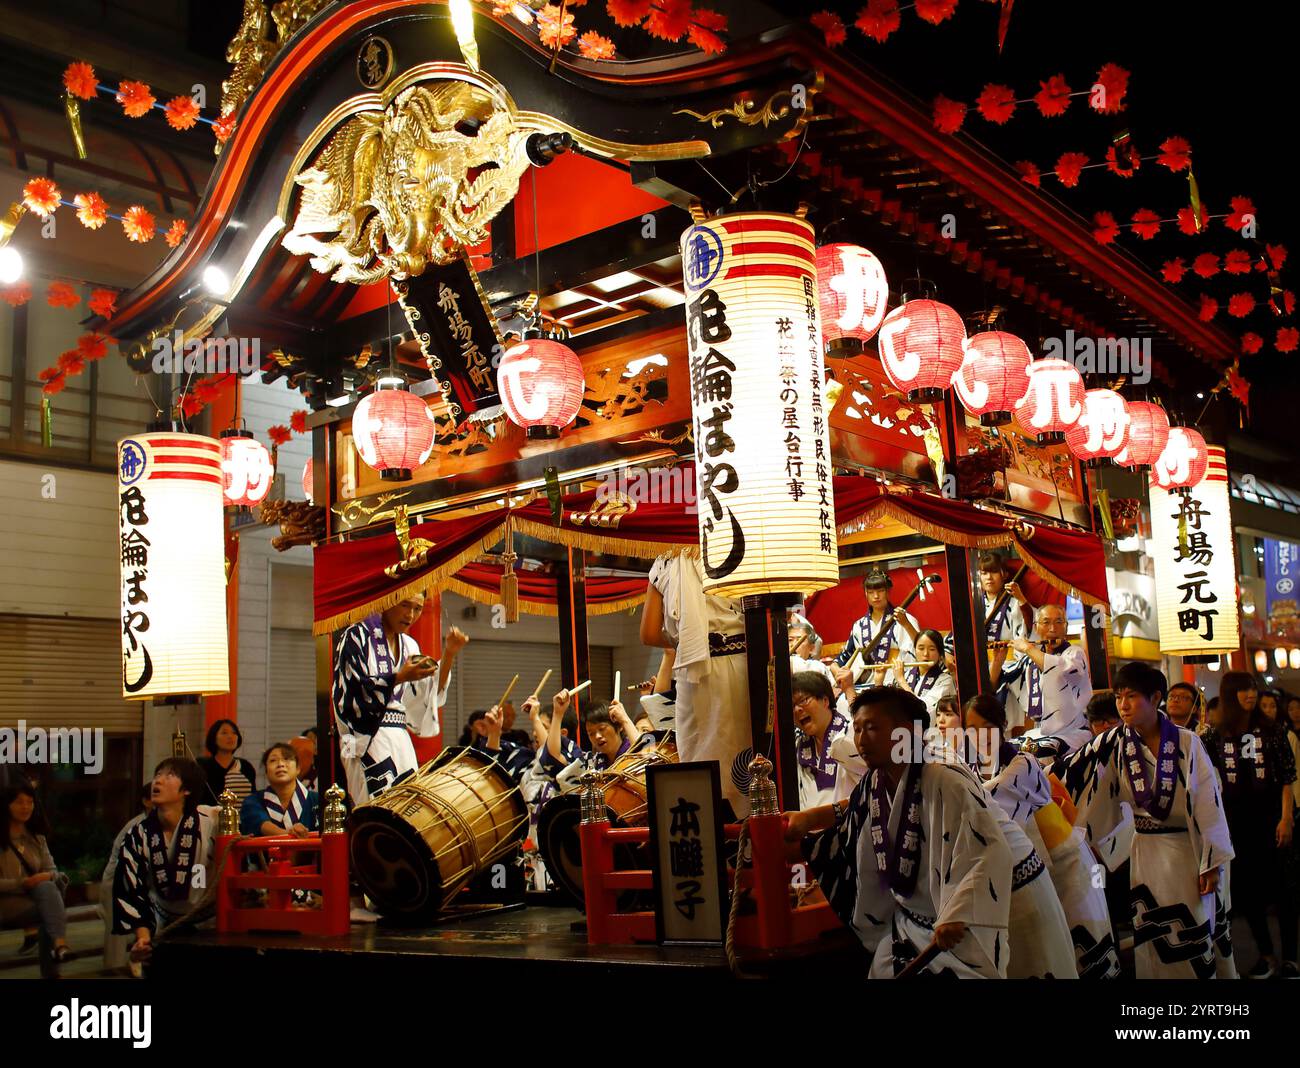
117, 432, 230, 699
1148, 445, 1240, 656
679, 212, 838, 597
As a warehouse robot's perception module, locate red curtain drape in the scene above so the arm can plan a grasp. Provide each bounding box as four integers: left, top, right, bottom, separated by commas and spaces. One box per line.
313, 472, 1109, 631
446, 561, 648, 616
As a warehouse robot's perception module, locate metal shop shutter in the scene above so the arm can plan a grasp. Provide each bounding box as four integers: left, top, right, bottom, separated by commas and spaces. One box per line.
444, 640, 613, 745
0, 614, 143, 734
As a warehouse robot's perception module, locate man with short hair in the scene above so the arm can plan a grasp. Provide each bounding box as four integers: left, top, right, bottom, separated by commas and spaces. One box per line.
1165, 682, 1204, 731
112, 758, 219, 965
785, 687, 1013, 978
331, 591, 468, 803
791, 670, 860, 809
1061, 662, 1237, 979
992, 603, 1091, 754
1086, 690, 1122, 736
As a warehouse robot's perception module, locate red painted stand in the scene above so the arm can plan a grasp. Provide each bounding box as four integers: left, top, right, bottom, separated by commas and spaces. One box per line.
214, 832, 350, 937
579, 812, 842, 950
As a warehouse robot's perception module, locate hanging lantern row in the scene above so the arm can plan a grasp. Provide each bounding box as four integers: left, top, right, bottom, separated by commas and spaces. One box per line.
813, 242, 1207, 487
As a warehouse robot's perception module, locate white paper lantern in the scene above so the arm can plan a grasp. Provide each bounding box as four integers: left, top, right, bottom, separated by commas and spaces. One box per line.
1148, 445, 1240, 656
679, 212, 838, 597
117, 432, 230, 699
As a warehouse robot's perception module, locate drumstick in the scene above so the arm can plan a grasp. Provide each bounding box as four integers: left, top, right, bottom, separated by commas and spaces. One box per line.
895, 940, 941, 980
613, 670, 621, 703
496, 673, 520, 710
568, 679, 591, 696
529, 669, 553, 700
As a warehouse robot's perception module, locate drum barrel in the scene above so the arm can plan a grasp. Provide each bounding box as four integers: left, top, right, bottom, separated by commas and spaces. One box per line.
349, 746, 527, 920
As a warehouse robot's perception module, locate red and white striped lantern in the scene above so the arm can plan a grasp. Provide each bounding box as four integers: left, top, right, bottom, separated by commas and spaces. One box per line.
116, 432, 229, 699
1151, 426, 1210, 491
951, 331, 1032, 426
497, 338, 586, 440
352, 387, 438, 481
219, 430, 275, 509
815, 243, 889, 354
1012, 358, 1085, 444
1116, 401, 1170, 468
876, 299, 967, 402
1064, 389, 1131, 463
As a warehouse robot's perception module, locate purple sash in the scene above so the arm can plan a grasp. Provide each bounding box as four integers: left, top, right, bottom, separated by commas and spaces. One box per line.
985, 595, 1012, 642
907, 664, 944, 698
1220, 732, 1266, 787
1123, 714, 1179, 822
364, 614, 398, 676
868, 760, 924, 898
796, 709, 849, 792
145, 808, 200, 902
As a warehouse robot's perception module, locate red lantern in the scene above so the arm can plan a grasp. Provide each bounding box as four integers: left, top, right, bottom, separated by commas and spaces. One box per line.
301, 458, 314, 502
352, 387, 437, 481
1151, 426, 1209, 491
816, 243, 889, 354
219, 430, 274, 508
497, 338, 586, 439
1065, 389, 1131, 463
952, 331, 1032, 426
1116, 401, 1169, 468
876, 299, 967, 402
1012, 358, 1085, 444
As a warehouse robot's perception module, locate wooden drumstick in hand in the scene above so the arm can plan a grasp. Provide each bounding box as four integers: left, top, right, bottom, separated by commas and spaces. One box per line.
530, 669, 553, 700
496, 673, 520, 710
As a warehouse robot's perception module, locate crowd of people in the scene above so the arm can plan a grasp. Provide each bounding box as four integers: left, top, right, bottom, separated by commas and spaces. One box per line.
5, 549, 1300, 980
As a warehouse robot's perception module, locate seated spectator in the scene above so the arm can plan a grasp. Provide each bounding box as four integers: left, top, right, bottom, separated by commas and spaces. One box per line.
100, 781, 153, 975
113, 758, 219, 965
197, 719, 258, 806
1, 782, 69, 978
241, 744, 320, 837
1085, 690, 1121, 735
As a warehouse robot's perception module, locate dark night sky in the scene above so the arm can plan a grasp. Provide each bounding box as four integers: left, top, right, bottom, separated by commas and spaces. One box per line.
766, 0, 1298, 439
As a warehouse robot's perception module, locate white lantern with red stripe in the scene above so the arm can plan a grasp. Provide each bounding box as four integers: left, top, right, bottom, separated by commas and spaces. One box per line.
116, 432, 229, 699
219, 429, 275, 509
352, 386, 438, 481
1065, 389, 1131, 463
1115, 401, 1170, 468
876, 299, 967, 402
952, 331, 1032, 426
1012, 358, 1085, 444
679, 211, 839, 597
301, 458, 314, 503
1151, 426, 1209, 491
815, 243, 889, 355
497, 337, 586, 439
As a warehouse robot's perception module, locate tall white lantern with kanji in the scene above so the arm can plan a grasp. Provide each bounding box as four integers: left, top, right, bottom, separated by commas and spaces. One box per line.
679, 212, 838, 597
1148, 445, 1240, 655
117, 432, 230, 699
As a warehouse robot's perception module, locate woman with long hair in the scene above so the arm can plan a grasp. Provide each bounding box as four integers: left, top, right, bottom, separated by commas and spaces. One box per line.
0, 782, 69, 978
1204, 672, 1297, 978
